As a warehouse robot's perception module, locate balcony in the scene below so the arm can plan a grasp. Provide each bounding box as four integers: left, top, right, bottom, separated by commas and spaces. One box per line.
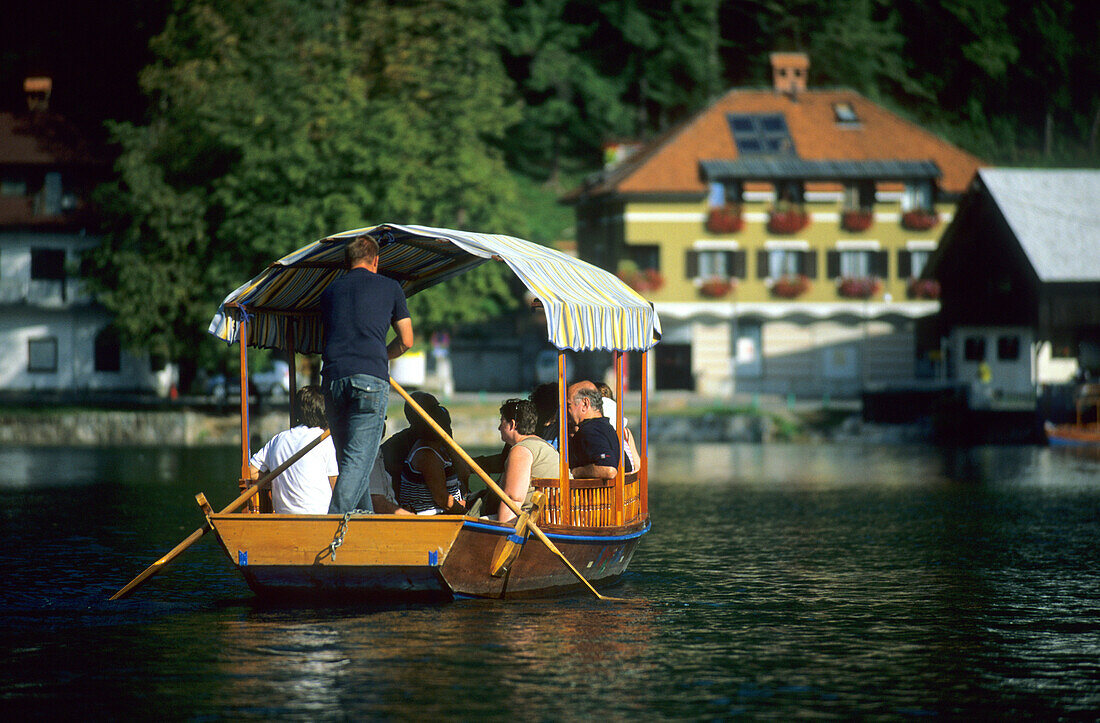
836, 276, 882, 299
769, 274, 811, 299
840, 209, 874, 232
705, 204, 743, 234
907, 278, 940, 299
698, 277, 735, 299
767, 205, 809, 234
901, 209, 939, 231
616, 264, 664, 294
0, 278, 93, 306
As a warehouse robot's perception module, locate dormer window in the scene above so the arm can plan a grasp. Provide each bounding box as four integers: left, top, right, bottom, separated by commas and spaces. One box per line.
833, 102, 859, 126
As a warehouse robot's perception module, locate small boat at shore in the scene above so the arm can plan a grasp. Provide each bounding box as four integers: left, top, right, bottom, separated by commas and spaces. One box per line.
1045, 384, 1100, 447
113, 224, 661, 602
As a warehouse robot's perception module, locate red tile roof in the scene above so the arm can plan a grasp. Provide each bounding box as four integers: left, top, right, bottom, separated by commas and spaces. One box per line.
571, 88, 984, 199
0, 112, 101, 166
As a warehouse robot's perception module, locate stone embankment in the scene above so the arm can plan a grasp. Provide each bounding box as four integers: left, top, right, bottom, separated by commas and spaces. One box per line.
0, 403, 912, 446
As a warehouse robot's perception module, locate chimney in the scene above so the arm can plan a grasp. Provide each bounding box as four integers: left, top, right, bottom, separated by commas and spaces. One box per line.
769, 53, 809, 97
24, 77, 52, 113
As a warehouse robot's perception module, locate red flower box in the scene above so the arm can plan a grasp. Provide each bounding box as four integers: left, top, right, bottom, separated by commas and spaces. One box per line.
767, 208, 810, 234
770, 274, 811, 298
841, 210, 874, 232
907, 278, 940, 299
699, 278, 735, 298
837, 276, 882, 299
617, 268, 664, 293
706, 205, 743, 234
901, 209, 939, 231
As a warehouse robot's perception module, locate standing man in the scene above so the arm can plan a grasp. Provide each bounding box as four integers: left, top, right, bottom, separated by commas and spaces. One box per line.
565, 381, 620, 479
321, 233, 414, 514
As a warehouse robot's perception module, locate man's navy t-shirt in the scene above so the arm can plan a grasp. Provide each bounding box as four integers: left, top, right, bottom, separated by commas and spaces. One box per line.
320, 268, 410, 386
569, 417, 620, 470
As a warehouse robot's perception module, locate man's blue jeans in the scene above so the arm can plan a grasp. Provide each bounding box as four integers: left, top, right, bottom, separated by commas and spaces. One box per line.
325, 374, 388, 514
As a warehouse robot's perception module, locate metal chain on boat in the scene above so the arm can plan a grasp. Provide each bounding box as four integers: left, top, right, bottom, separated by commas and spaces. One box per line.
328, 509, 370, 561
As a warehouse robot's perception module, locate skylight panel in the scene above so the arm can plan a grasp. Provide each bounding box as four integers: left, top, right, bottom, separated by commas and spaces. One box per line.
726, 113, 795, 156
833, 102, 859, 125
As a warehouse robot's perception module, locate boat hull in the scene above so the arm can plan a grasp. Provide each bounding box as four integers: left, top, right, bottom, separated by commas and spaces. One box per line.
208, 513, 649, 601
1045, 422, 1100, 447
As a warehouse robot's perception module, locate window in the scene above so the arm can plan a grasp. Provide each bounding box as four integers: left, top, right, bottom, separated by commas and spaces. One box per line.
766, 249, 801, 278
31, 249, 66, 280
997, 335, 1020, 361
1, 176, 27, 196
833, 102, 859, 125
902, 181, 933, 212
726, 113, 796, 156
828, 249, 887, 279
686, 249, 746, 280
625, 244, 659, 272
95, 328, 122, 372
899, 243, 935, 278
708, 181, 743, 207
839, 250, 872, 277
964, 336, 986, 362
775, 179, 804, 205
28, 337, 58, 372
842, 182, 875, 211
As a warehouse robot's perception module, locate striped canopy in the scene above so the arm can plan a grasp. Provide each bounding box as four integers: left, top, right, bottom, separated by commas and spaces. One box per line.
208, 223, 662, 354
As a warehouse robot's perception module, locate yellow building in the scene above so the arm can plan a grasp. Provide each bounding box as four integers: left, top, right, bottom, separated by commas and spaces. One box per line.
564, 54, 984, 397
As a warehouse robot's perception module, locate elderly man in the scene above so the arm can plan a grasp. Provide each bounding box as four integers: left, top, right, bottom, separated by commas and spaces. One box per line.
565, 381, 621, 479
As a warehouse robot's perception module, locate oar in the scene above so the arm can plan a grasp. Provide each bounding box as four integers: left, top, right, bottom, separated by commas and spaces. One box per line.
390, 380, 625, 602
109, 430, 331, 601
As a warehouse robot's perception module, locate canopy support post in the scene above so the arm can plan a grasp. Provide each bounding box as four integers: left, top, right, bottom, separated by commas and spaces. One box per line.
640, 348, 649, 518
286, 318, 297, 427
558, 351, 571, 526
237, 306, 254, 512
614, 351, 624, 526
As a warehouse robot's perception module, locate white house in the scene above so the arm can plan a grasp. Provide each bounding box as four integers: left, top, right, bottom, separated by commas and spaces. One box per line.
0, 79, 173, 397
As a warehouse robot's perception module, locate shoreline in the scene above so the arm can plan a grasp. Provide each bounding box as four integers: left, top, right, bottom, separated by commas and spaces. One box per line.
0, 394, 906, 447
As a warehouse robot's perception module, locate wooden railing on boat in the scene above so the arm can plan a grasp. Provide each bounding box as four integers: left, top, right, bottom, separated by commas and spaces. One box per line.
531, 472, 642, 528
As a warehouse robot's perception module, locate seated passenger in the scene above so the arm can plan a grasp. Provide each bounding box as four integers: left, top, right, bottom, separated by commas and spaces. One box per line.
596, 381, 639, 473
397, 405, 467, 515
366, 453, 412, 514
248, 385, 338, 514
530, 382, 561, 447
488, 398, 560, 522
566, 381, 620, 479
381, 390, 444, 496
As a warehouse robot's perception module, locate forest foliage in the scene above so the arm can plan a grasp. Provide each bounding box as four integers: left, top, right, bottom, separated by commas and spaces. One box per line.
82, 0, 1099, 376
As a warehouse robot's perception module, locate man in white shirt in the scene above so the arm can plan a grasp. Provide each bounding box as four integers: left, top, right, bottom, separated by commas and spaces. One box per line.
249, 385, 338, 514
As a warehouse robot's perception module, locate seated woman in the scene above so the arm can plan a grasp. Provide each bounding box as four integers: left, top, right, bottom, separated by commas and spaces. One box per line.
397, 405, 467, 515
492, 398, 561, 523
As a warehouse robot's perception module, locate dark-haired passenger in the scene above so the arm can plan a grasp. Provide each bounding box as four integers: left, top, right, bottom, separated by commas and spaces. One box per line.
397, 405, 467, 515
248, 385, 338, 514
491, 398, 560, 522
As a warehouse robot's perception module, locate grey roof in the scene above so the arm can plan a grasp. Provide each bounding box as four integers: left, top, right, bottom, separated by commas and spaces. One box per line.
979, 169, 1100, 282
699, 158, 941, 182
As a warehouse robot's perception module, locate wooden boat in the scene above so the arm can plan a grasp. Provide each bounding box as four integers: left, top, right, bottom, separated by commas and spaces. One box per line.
1045, 384, 1100, 447
195, 223, 661, 601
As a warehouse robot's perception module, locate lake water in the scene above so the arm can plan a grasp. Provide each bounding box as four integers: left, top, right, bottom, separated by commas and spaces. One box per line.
1, 442, 1099, 719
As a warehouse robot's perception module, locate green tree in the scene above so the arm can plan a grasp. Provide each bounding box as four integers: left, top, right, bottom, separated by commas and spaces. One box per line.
89, 0, 523, 381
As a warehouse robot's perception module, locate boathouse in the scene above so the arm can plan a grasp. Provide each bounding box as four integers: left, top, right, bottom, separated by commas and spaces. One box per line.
924, 168, 1100, 411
